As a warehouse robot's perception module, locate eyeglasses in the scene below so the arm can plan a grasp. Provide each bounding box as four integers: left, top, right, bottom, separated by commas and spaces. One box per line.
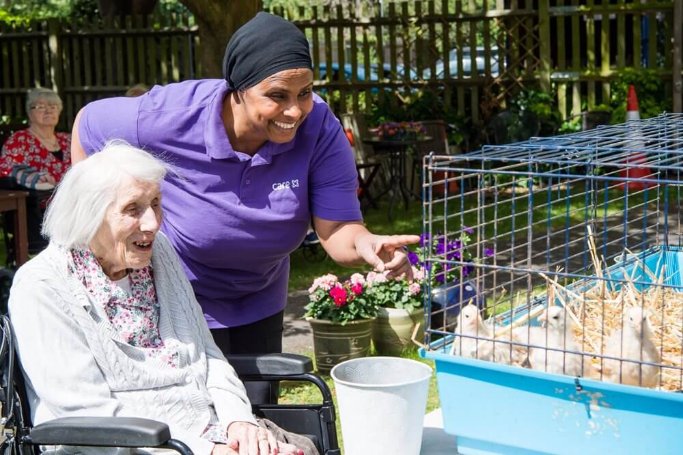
30, 104, 61, 112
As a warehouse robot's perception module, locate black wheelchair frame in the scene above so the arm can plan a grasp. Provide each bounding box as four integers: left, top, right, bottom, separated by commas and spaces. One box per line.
0, 315, 340, 454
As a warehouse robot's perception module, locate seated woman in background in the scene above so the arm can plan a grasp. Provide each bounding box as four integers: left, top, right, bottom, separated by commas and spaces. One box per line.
8, 142, 311, 455
0, 87, 71, 186
1, 87, 71, 253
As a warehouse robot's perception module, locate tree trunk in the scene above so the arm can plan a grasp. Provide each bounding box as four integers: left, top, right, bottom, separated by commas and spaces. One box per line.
180, 0, 263, 78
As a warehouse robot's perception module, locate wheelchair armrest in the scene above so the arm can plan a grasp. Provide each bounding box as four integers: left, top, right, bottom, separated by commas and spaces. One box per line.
226, 353, 313, 376
28, 416, 188, 450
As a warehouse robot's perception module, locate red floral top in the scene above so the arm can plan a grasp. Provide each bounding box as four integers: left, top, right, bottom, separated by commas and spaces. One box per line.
0, 129, 71, 181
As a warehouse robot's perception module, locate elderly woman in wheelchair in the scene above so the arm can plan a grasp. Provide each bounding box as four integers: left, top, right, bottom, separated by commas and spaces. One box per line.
7, 142, 314, 455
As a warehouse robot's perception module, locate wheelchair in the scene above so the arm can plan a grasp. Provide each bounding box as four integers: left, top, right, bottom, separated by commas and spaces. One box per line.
0, 315, 340, 454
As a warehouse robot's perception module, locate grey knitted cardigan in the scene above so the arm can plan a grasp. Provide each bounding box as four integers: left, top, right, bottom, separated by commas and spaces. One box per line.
8, 233, 256, 454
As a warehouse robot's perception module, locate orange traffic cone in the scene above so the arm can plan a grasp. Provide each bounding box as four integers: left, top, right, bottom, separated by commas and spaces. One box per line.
619, 85, 655, 190
626, 84, 640, 121
619, 152, 655, 190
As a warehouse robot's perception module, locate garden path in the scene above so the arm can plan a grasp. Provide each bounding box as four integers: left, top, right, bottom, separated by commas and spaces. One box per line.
283, 289, 314, 355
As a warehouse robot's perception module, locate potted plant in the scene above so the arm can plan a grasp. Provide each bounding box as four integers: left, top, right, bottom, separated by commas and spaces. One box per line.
365, 267, 426, 356
411, 228, 494, 333
304, 273, 378, 374
371, 121, 427, 141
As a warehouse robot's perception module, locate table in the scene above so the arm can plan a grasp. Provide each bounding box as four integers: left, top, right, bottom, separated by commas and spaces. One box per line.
0, 190, 29, 266
422, 408, 460, 454
363, 136, 431, 220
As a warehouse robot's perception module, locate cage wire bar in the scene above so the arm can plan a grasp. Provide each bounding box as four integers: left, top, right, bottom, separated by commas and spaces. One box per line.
422, 113, 683, 391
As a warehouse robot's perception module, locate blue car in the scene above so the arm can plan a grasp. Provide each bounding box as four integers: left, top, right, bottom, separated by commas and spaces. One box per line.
315, 63, 411, 82
422, 46, 502, 79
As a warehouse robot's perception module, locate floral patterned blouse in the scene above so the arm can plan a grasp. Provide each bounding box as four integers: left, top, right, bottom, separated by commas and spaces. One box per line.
67, 247, 236, 443
68, 248, 179, 368
0, 129, 71, 181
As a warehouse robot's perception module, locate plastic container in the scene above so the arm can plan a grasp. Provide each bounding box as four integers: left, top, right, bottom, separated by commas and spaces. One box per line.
422, 341, 683, 454
331, 357, 432, 455
420, 245, 683, 454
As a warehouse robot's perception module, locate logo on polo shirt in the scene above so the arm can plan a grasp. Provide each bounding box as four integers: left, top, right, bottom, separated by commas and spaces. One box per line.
272, 179, 300, 191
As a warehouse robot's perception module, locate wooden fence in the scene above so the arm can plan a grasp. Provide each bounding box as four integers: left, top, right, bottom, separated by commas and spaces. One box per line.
1, 0, 681, 138
283, 0, 682, 124
0, 12, 199, 130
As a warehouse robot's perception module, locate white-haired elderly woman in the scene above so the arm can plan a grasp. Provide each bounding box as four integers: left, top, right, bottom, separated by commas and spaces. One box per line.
8, 142, 311, 455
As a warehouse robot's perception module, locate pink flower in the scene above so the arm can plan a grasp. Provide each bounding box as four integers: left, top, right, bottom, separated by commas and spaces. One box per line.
412, 266, 425, 282
366, 270, 389, 286
350, 282, 363, 295
349, 273, 366, 286
329, 285, 348, 307
308, 273, 338, 293
408, 282, 422, 296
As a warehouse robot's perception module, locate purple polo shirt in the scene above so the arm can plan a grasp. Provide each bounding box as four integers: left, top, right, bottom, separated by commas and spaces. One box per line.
78, 79, 362, 328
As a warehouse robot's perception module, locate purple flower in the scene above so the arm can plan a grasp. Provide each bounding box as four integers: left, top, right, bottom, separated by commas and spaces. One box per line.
463, 226, 474, 235
407, 251, 420, 266
445, 240, 462, 261
435, 236, 446, 255
484, 247, 495, 257
447, 250, 461, 261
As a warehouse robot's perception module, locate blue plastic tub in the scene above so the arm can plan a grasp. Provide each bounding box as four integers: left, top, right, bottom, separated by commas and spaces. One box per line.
421, 245, 683, 454
422, 341, 683, 455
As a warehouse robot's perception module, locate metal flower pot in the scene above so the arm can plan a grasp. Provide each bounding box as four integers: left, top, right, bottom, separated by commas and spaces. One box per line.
306, 317, 374, 374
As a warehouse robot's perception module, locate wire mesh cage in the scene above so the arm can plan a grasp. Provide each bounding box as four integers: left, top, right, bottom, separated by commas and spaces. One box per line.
420, 113, 683, 452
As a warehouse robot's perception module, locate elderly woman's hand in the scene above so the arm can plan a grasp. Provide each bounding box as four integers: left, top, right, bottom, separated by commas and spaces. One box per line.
38, 173, 56, 185
225, 421, 304, 454
354, 233, 420, 280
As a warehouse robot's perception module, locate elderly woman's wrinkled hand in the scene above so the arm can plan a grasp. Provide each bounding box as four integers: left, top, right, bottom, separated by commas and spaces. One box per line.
355, 233, 420, 280
225, 421, 304, 455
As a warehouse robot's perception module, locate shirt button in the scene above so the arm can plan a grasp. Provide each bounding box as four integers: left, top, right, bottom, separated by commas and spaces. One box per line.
245, 179, 251, 185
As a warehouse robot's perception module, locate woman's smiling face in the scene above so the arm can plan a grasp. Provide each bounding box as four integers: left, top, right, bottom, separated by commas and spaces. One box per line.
238, 68, 314, 144
89, 176, 162, 280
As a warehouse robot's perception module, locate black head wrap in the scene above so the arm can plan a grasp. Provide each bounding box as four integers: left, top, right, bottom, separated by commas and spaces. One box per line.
222, 12, 313, 90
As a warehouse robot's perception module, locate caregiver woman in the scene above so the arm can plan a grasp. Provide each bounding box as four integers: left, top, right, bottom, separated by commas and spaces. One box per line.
70, 12, 419, 397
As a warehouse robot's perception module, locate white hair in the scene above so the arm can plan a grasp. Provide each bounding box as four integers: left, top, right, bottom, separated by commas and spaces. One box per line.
42, 141, 168, 249
26, 87, 62, 112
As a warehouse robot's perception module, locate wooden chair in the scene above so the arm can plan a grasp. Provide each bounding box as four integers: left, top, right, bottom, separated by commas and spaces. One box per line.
340, 113, 382, 209
412, 119, 451, 194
